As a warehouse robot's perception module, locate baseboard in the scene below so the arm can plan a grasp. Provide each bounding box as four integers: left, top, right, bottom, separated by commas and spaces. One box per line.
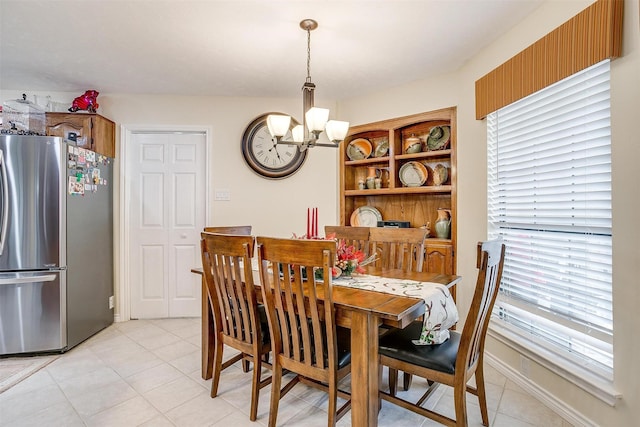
485, 352, 599, 427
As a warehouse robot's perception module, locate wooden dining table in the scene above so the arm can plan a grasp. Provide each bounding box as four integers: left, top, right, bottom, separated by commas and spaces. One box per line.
191, 265, 461, 427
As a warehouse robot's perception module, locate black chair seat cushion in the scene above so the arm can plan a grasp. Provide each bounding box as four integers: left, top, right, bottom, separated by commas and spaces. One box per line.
306, 321, 351, 369
257, 304, 270, 346
277, 317, 351, 369
334, 326, 352, 369
228, 302, 270, 347
379, 321, 460, 375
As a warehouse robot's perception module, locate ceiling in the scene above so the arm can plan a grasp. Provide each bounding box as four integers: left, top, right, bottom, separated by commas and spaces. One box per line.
0, 0, 544, 101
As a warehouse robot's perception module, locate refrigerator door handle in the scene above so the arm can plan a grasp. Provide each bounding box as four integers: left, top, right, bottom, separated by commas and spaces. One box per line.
0, 149, 8, 256
0, 273, 57, 285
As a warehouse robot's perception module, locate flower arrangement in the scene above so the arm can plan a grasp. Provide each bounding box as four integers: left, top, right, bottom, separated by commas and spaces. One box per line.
293, 232, 377, 279
333, 238, 367, 278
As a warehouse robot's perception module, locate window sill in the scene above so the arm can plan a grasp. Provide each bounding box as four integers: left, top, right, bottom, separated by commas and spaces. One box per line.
488, 323, 622, 406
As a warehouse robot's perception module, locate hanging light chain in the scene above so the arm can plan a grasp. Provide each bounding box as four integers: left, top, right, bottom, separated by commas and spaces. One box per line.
306, 26, 312, 83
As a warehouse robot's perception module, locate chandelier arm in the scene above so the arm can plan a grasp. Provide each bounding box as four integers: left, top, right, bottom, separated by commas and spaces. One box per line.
311, 143, 341, 148
276, 140, 301, 146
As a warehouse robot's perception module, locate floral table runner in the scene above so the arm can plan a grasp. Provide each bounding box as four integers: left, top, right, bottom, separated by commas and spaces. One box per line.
334, 274, 459, 345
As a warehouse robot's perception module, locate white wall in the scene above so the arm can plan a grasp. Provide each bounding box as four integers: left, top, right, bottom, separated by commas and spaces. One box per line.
339, 0, 640, 425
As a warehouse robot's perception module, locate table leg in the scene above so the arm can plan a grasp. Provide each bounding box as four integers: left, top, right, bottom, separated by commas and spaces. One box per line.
201, 275, 214, 380
349, 311, 379, 427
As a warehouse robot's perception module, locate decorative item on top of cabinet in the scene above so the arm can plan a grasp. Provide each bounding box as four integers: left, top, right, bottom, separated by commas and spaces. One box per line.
68, 90, 100, 113
45, 112, 115, 158
338, 107, 457, 275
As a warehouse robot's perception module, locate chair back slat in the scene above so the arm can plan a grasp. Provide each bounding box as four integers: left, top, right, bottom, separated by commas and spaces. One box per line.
324, 225, 371, 255
460, 240, 506, 372
201, 232, 262, 347
368, 228, 428, 272
204, 225, 252, 235
257, 237, 337, 373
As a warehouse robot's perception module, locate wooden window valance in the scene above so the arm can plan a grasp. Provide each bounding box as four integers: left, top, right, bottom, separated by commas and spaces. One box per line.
475, 0, 623, 120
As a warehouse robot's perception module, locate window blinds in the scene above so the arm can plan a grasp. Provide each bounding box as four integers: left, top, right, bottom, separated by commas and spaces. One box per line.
487, 60, 612, 378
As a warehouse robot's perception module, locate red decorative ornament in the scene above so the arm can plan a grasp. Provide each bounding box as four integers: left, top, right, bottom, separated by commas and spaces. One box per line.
69, 90, 100, 113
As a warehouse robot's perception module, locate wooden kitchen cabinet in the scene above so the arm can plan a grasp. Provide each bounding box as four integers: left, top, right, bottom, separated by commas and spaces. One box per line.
46, 112, 115, 157
339, 107, 457, 275
424, 241, 454, 275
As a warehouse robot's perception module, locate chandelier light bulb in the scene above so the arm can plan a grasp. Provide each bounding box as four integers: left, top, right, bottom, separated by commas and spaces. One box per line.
266, 115, 291, 137
305, 107, 329, 132
325, 120, 350, 143
292, 125, 305, 143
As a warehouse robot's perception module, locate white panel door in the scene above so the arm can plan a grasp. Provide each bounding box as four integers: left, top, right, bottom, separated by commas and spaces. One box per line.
129, 132, 206, 318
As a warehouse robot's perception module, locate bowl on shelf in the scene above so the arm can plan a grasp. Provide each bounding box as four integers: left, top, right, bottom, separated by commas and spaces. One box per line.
347, 138, 372, 160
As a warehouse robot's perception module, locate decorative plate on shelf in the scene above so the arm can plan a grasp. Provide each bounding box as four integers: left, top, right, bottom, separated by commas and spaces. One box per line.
350, 206, 383, 227
346, 138, 372, 160
399, 161, 428, 187
426, 126, 451, 151
432, 163, 449, 186
372, 138, 389, 158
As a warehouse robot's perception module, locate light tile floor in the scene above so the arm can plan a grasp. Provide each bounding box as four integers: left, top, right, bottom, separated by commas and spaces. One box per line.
0, 318, 574, 426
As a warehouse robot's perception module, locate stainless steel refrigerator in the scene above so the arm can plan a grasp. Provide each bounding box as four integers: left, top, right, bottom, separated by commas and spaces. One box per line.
0, 134, 114, 355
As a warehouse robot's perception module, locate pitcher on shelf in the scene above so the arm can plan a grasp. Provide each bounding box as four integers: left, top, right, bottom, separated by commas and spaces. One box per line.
366, 166, 381, 189
435, 208, 452, 239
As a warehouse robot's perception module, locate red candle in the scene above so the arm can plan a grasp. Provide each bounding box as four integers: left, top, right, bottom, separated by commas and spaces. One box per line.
311, 207, 315, 238
307, 208, 311, 238
314, 207, 318, 238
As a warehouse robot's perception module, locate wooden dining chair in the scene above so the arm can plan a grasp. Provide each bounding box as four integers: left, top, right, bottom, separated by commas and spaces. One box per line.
203, 225, 252, 235
201, 225, 252, 373
200, 232, 271, 421
368, 227, 429, 389
368, 227, 428, 272
378, 240, 506, 426
256, 237, 351, 427
324, 225, 371, 255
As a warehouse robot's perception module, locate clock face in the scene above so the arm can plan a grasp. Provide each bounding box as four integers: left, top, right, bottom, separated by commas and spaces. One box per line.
242, 113, 307, 179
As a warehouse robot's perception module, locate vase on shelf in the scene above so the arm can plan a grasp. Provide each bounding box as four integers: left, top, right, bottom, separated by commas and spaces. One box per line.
366, 166, 382, 189
403, 134, 422, 154
435, 208, 451, 239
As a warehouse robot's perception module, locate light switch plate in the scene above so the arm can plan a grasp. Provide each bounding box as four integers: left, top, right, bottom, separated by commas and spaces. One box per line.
214, 189, 231, 201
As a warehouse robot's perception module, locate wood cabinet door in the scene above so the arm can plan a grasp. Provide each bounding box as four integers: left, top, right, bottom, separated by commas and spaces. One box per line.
92, 115, 115, 158
46, 113, 92, 150
424, 243, 453, 274
46, 113, 116, 157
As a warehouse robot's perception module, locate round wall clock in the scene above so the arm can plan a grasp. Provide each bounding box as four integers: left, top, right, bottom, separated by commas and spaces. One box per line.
241, 113, 307, 179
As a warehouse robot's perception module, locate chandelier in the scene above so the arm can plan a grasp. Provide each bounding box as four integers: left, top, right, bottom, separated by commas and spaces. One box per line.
267, 19, 350, 151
